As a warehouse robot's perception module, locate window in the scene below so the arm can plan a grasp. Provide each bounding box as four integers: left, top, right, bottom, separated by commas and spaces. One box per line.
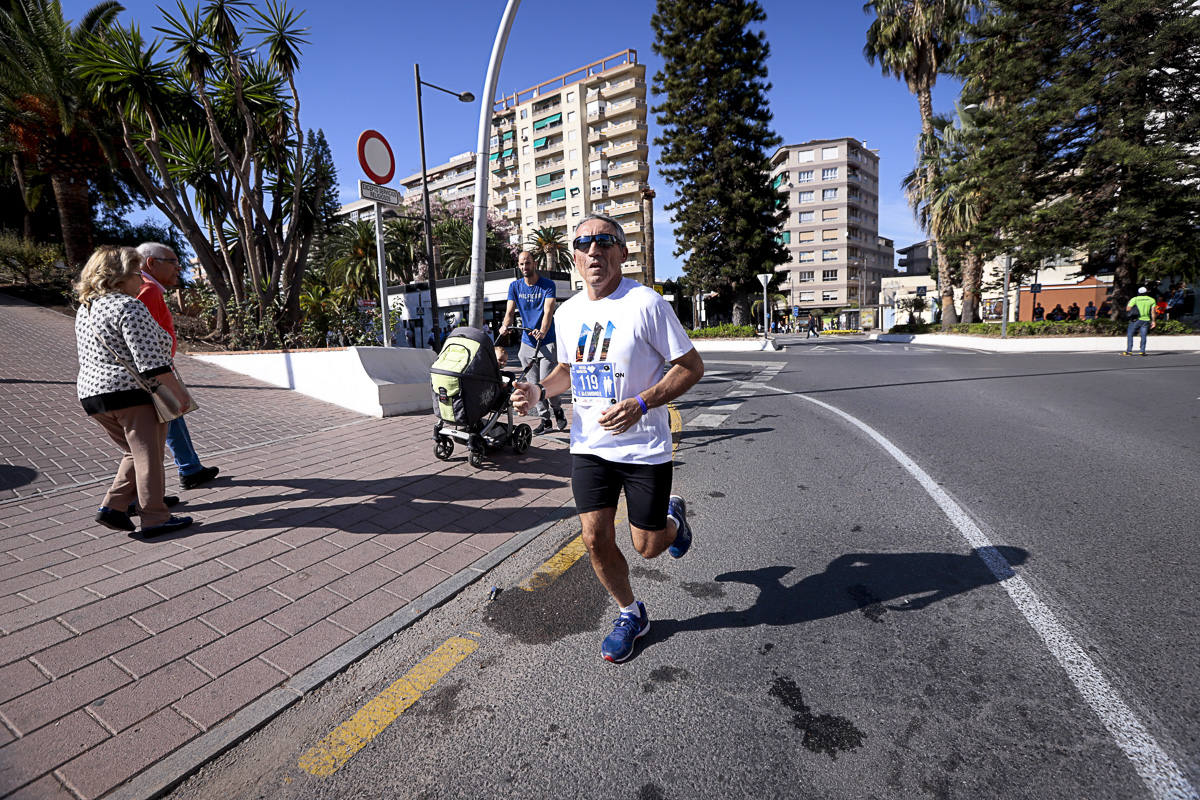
569, 187, 580, 197
822, 229, 838, 241
548, 188, 566, 201
567, 111, 576, 122
520, 109, 527, 119
489, 135, 499, 148
570, 169, 579, 178
823, 271, 838, 284
821, 146, 838, 159
798, 191, 814, 203
524, 199, 532, 208
822, 188, 838, 201
777, 231, 791, 244
568, 149, 577, 159
799, 291, 815, 301
522, 145, 529, 155
533, 112, 563, 130
822, 291, 838, 301
822, 167, 838, 180
822, 208, 838, 221
798, 231, 815, 243
524, 181, 531, 190
527, 216, 534, 225
798, 271, 814, 283
822, 251, 837, 262
568, 130, 577, 141
534, 136, 548, 149
567, 92, 575, 102
798, 251, 814, 263
796, 170, 813, 183
796, 150, 814, 163
798, 210, 814, 222
772, 173, 786, 189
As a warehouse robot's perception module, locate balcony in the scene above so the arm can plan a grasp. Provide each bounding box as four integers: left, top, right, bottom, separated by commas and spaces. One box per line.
605, 139, 648, 159
609, 179, 646, 198
535, 156, 565, 173
537, 196, 567, 211
601, 120, 647, 139
620, 219, 642, 234
605, 77, 645, 98
590, 184, 609, 197
608, 160, 648, 177
538, 210, 567, 224
606, 98, 647, 118
494, 170, 519, 187
607, 200, 639, 216
624, 240, 643, 254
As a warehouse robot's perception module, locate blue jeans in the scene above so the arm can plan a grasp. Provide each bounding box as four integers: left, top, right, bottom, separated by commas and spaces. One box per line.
1126, 320, 1150, 354
166, 416, 203, 476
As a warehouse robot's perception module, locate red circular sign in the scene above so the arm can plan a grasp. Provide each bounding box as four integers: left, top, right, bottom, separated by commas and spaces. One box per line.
357, 129, 395, 185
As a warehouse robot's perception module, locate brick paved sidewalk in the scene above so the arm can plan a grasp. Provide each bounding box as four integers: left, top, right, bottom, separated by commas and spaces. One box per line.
0, 295, 574, 799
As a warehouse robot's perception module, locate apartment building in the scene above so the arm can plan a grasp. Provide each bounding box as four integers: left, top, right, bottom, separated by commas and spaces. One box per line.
489, 49, 651, 286
396, 150, 479, 212
769, 138, 891, 316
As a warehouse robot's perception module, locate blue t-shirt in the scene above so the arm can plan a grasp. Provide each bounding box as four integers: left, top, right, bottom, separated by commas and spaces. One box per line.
508, 276, 557, 347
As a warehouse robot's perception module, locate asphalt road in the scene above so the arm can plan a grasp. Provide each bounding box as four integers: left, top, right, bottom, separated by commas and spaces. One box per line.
166, 338, 1200, 800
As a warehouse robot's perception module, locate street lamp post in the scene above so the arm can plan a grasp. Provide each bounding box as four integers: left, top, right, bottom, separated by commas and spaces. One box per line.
1001, 253, 1012, 338
757, 273, 772, 347
414, 64, 474, 346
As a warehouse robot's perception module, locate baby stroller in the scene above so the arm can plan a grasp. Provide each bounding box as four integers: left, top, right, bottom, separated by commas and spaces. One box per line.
430, 326, 547, 468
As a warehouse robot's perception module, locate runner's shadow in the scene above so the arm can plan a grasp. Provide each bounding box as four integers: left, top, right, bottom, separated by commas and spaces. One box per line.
645, 547, 1029, 646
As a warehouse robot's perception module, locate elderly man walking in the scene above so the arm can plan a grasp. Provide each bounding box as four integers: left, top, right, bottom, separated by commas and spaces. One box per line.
136, 243, 220, 489
512, 214, 705, 663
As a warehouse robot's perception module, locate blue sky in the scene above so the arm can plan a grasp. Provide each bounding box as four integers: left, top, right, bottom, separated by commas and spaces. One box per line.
66, 0, 963, 279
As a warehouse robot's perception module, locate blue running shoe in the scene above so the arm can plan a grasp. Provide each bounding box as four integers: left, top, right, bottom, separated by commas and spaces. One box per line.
667, 495, 692, 559
601, 602, 650, 663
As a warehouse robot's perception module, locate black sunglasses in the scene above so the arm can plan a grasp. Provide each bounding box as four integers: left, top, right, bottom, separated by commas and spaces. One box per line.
572, 233, 622, 250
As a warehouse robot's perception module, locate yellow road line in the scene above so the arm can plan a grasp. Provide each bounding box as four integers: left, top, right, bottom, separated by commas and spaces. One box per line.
518, 535, 588, 591
297, 634, 480, 777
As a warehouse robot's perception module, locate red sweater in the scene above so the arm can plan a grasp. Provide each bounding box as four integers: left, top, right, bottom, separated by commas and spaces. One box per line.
136, 279, 177, 357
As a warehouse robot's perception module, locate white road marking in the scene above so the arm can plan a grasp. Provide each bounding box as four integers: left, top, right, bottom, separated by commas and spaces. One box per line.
688, 413, 727, 428
759, 382, 1198, 800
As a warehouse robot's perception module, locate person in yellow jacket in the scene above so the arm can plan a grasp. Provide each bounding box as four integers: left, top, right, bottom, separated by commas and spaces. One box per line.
1122, 287, 1157, 356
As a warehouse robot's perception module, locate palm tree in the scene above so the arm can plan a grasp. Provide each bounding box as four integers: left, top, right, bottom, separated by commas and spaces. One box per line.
435, 216, 516, 278
0, 0, 122, 269
902, 108, 985, 322
864, 0, 979, 326
327, 218, 378, 300
383, 217, 422, 285
526, 226, 572, 271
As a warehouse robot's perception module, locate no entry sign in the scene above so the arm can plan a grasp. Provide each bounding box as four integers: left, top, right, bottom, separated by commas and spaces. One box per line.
357, 129, 395, 185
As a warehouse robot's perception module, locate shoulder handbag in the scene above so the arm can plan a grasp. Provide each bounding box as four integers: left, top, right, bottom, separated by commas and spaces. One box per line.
85, 302, 198, 423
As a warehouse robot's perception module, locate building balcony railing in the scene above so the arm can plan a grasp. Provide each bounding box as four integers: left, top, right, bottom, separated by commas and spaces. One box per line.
605, 77, 645, 98
535, 176, 565, 190
606, 98, 647, 117
607, 200, 640, 216
605, 140, 648, 158
608, 160, 648, 177
537, 196, 567, 209
535, 157, 565, 173
600, 120, 647, 139
539, 211, 567, 223
495, 170, 519, 187
609, 179, 646, 197
624, 240, 643, 254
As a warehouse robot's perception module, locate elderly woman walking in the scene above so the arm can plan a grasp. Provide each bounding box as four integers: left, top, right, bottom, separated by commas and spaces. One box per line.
74, 245, 194, 536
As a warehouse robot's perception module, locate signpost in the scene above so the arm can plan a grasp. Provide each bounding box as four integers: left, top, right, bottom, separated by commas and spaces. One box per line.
357, 131, 397, 347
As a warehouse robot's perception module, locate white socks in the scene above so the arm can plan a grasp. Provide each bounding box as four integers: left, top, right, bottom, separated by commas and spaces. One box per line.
619, 600, 641, 616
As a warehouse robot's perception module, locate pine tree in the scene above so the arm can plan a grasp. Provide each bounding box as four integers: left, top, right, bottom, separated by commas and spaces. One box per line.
651, 0, 787, 325
958, 0, 1200, 313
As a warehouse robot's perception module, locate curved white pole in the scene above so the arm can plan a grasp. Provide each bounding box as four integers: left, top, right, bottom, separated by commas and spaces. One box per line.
468, 0, 521, 330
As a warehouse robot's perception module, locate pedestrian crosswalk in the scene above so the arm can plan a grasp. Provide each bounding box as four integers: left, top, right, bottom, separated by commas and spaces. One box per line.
683, 361, 785, 430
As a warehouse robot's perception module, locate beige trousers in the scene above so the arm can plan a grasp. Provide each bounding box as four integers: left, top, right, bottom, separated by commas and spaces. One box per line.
91, 404, 170, 527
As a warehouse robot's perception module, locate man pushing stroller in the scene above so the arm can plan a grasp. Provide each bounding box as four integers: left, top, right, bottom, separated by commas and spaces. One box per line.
499, 250, 567, 434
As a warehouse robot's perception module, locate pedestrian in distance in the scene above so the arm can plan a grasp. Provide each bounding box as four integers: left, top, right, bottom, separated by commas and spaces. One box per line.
1067, 302, 1080, 321
806, 315, 820, 339
1032, 302, 1045, 321
511, 213, 705, 663
499, 250, 567, 434
136, 243, 220, 490
1098, 299, 1113, 319
1083, 300, 1097, 320
1048, 303, 1067, 321
1122, 287, 1157, 356
1165, 283, 1186, 321
427, 324, 443, 352
74, 246, 194, 536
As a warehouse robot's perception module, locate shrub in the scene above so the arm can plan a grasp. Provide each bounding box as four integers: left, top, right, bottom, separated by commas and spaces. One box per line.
687, 323, 757, 339
887, 319, 1196, 337
0, 232, 65, 288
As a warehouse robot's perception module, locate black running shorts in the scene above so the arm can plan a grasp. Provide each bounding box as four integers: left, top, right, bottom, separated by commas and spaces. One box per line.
571, 453, 673, 531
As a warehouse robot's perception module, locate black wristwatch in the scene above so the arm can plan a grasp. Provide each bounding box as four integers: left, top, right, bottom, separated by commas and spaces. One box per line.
535, 383, 545, 401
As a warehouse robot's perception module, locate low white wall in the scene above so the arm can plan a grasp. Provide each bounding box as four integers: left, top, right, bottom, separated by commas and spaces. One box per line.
689, 337, 780, 353
192, 346, 437, 417
876, 333, 1200, 352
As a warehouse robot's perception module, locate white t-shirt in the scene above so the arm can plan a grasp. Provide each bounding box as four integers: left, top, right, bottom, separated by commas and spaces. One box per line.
553, 278, 694, 465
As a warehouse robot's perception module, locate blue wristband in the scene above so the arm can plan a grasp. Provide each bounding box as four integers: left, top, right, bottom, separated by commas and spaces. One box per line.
636, 395, 648, 414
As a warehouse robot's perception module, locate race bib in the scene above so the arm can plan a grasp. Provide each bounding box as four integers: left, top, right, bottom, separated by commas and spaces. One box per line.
570, 362, 616, 405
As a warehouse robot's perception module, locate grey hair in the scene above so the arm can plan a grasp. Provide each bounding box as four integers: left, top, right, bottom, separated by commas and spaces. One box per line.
136, 242, 174, 263
574, 213, 626, 245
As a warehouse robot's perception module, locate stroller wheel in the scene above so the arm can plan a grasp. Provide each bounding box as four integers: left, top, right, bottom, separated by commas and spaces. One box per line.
511, 423, 532, 454
434, 435, 454, 461
468, 449, 485, 468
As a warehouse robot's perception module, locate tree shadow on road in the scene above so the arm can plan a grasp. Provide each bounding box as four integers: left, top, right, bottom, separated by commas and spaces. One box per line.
645, 546, 1029, 648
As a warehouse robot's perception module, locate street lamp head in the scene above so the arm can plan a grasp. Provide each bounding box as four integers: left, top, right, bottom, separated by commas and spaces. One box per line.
458, 91, 475, 103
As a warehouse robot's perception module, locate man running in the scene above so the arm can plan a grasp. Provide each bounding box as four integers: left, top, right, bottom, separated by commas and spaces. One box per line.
512, 214, 705, 663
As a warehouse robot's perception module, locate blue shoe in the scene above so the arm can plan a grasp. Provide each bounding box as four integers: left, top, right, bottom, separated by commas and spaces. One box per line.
601, 602, 650, 663
667, 495, 692, 559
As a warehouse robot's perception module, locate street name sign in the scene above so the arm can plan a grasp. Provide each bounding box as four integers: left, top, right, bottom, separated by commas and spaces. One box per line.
359, 180, 401, 206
